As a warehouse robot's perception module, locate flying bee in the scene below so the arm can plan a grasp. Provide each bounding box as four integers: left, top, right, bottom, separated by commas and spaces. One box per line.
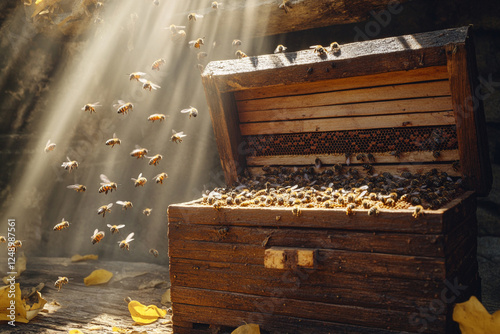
99, 174, 117, 194
232, 39, 242, 47
54, 277, 69, 291
91, 229, 105, 244
189, 37, 205, 49
235, 50, 247, 59
147, 113, 166, 122
118, 232, 135, 250
171, 29, 186, 42
171, 129, 186, 143
310, 45, 326, 56
149, 248, 159, 257
81, 102, 101, 114
211, 1, 222, 9
187, 12, 203, 21
44, 139, 56, 152
128, 71, 146, 81
154, 172, 168, 184
329, 42, 341, 55
61, 157, 78, 173
97, 203, 113, 217
197, 52, 208, 61
278, 0, 290, 13
346, 203, 356, 216
151, 58, 166, 71
143, 208, 152, 216
180, 106, 198, 118
130, 145, 148, 158
131, 173, 147, 187
147, 154, 162, 166
114, 100, 133, 115
67, 184, 86, 192
0, 236, 6, 243
368, 205, 380, 216
12, 240, 22, 250
274, 44, 287, 54
106, 133, 121, 147
107, 224, 125, 234
412, 205, 425, 218
167, 24, 185, 34
138, 78, 161, 91
53, 218, 70, 231
116, 200, 133, 210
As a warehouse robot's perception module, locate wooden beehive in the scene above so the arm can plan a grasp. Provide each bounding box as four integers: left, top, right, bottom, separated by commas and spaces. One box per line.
168, 26, 492, 334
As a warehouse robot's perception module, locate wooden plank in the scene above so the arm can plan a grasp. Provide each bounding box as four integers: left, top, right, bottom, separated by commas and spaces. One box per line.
237, 80, 451, 113
239, 96, 453, 123
248, 163, 462, 178
172, 303, 423, 334
172, 286, 443, 333
246, 150, 460, 166
169, 239, 445, 280
234, 66, 450, 101
240, 111, 455, 135
201, 77, 245, 185
446, 42, 492, 196
204, 27, 470, 93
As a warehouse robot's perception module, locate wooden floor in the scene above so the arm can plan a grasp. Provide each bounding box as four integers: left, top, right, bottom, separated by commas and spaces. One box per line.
1, 256, 172, 333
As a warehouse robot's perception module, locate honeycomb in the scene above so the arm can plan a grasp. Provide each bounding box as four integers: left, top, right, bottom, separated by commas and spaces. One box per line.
243, 125, 457, 157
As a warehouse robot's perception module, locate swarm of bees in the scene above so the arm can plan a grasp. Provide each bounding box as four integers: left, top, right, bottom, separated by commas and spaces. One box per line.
199, 166, 464, 218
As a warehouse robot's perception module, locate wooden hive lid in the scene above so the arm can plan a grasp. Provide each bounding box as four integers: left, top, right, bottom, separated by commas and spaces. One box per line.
201, 26, 492, 196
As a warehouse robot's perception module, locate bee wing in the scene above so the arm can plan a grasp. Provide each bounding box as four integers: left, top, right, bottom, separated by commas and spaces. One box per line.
195, 14, 204, 19
100, 174, 110, 183
134, 71, 146, 76
92, 102, 101, 107
116, 201, 125, 206
135, 144, 143, 150
138, 173, 143, 178
178, 132, 186, 137
151, 83, 161, 89
112, 133, 117, 138
309, 45, 321, 49
113, 100, 125, 108
66, 156, 72, 162
138, 78, 148, 84
131, 177, 137, 181
93, 228, 98, 236
67, 184, 77, 189
171, 129, 177, 134
45, 139, 51, 146
180, 107, 192, 113
117, 224, 125, 229
107, 203, 113, 208
106, 224, 112, 228
125, 232, 135, 242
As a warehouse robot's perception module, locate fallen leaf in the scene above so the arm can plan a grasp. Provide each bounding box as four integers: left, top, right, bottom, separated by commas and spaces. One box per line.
0, 283, 47, 323
232, 323, 260, 334
2, 253, 27, 284
84, 269, 113, 286
453, 296, 500, 334
127, 299, 167, 324
69, 330, 85, 334
161, 288, 170, 305
71, 254, 98, 262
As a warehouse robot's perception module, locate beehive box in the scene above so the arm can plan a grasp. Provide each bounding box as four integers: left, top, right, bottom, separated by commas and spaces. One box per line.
168, 26, 492, 334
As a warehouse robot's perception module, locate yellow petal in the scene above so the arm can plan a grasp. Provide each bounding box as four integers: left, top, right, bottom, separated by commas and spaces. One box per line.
26, 291, 47, 321
69, 330, 85, 334
83, 269, 113, 286
71, 254, 98, 262
453, 296, 500, 334
112, 326, 128, 333
0, 282, 46, 323
232, 323, 261, 334
127, 300, 166, 324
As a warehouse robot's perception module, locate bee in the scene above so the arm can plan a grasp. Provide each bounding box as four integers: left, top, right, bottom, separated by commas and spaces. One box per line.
346, 193, 355, 203
97, 203, 113, 217
362, 199, 372, 209
235, 50, 247, 59
274, 44, 287, 54
118, 232, 135, 250
131, 172, 147, 187
54, 277, 69, 291
362, 164, 374, 174
368, 205, 380, 216
67, 184, 86, 192
99, 174, 117, 194
147, 113, 166, 122
402, 121, 412, 127
143, 208, 152, 216
130, 145, 148, 158
333, 163, 343, 173
91, 229, 105, 244
171, 129, 186, 143
151, 58, 166, 71
310, 45, 326, 56
107, 224, 125, 234
291, 205, 301, 217
232, 39, 242, 47
211, 1, 221, 9
197, 52, 208, 61
170, 28, 186, 42
187, 13, 203, 21
61, 157, 78, 173
81, 102, 101, 114
330, 42, 341, 55
278, 0, 290, 13
356, 153, 366, 162
385, 198, 395, 207
390, 150, 401, 159
433, 151, 441, 159
180, 106, 198, 118
412, 205, 425, 218
128, 71, 146, 81
346, 203, 356, 216
53, 218, 70, 231
147, 154, 162, 166
400, 194, 410, 202
0, 236, 6, 243
44, 139, 56, 152
149, 248, 159, 257
116, 200, 133, 210
367, 153, 375, 163
452, 160, 460, 172
167, 24, 185, 35
13, 240, 22, 248
154, 172, 168, 184
139, 78, 161, 91
114, 100, 134, 115
106, 133, 121, 147
189, 37, 205, 49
